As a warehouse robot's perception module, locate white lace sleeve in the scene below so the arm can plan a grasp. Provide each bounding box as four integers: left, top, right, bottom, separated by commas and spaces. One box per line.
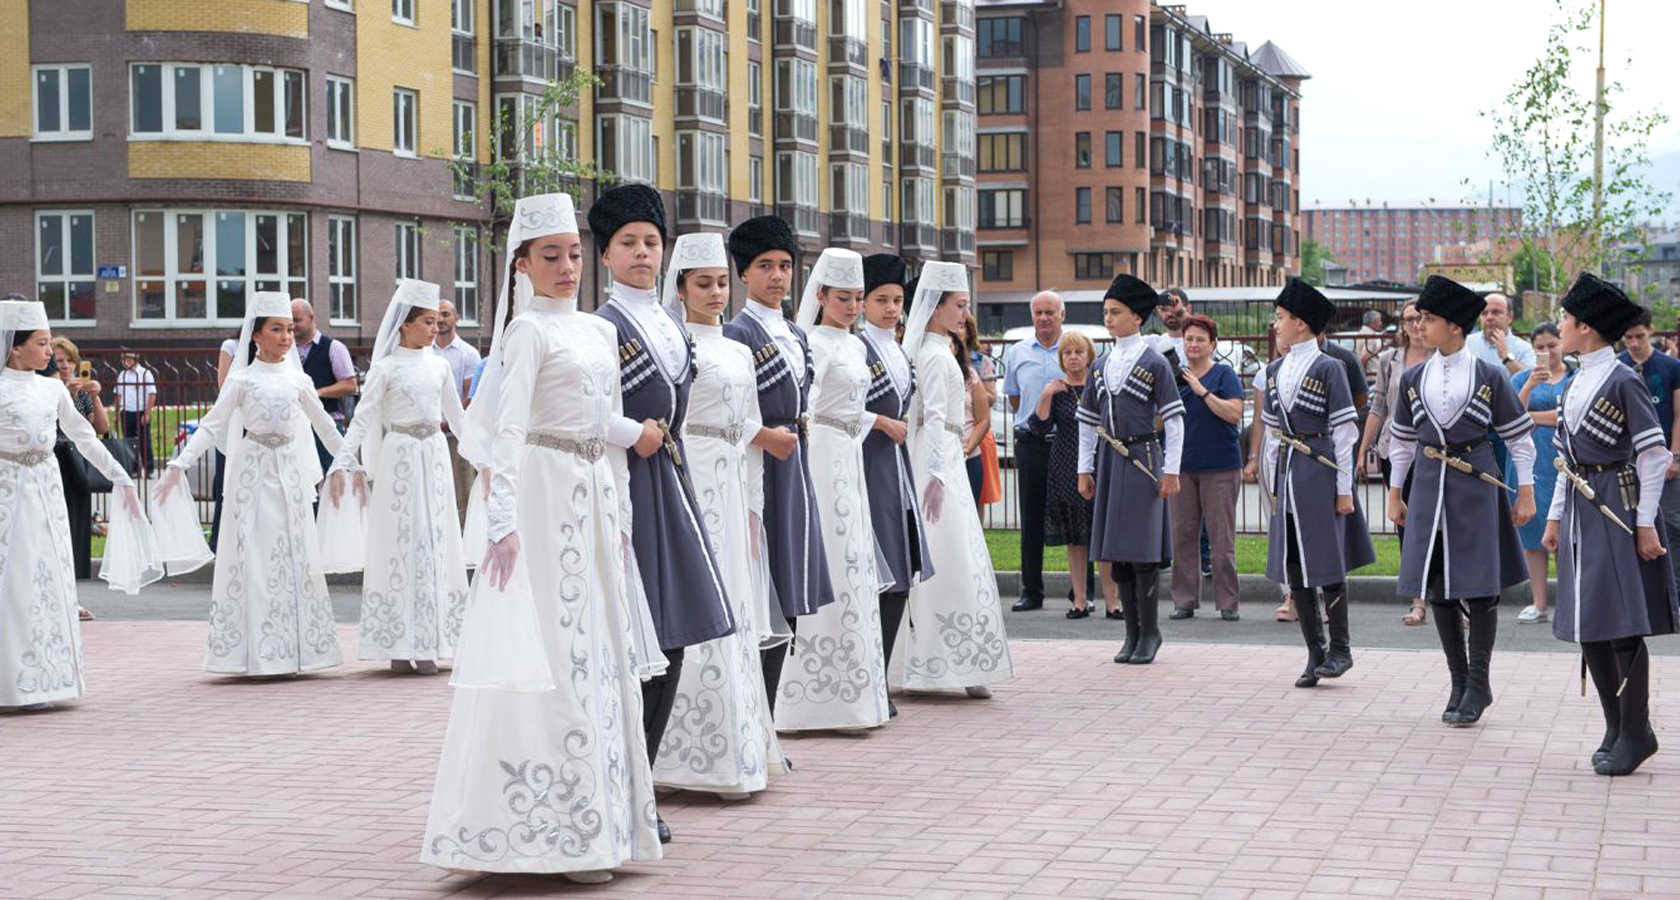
486, 319, 541, 543
297, 376, 346, 458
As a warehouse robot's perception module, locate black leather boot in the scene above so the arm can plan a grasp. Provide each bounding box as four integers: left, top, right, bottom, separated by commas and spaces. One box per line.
1431, 597, 1467, 722
1129, 564, 1163, 665
1293, 588, 1325, 688
1114, 565, 1139, 664
1446, 598, 1498, 726
1313, 584, 1353, 678
1581, 641, 1622, 767
1597, 638, 1659, 776
761, 644, 788, 715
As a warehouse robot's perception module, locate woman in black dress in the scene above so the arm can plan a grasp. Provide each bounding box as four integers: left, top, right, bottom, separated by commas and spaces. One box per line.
1029, 331, 1118, 619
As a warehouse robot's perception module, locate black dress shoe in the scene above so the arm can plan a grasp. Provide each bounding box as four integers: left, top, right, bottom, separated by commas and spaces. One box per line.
889, 700, 899, 718
1066, 606, 1091, 619
1200, 562, 1213, 579
656, 816, 672, 844
1220, 609, 1240, 622
1011, 596, 1043, 612
1105, 608, 1123, 620
1169, 607, 1193, 620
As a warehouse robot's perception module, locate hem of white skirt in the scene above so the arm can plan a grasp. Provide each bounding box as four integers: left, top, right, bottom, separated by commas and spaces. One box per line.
421, 841, 662, 874
0, 685, 83, 708
204, 658, 344, 676
896, 668, 1016, 691
775, 715, 889, 733
357, 649, 453, 662
652, 773, 770, 795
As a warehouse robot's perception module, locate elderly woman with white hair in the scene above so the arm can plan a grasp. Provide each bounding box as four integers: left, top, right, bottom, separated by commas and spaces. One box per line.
773, 248, 892, 733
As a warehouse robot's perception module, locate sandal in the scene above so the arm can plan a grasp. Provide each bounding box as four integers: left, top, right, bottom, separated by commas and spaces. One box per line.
1274, 599, 1297, 622
1402, 599, 1427, 627
78, 607, 95, 622
1105, 607, 1123, 620
1066, 605, 1091, 619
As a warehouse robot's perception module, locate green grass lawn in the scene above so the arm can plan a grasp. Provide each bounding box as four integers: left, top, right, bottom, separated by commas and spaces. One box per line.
984, 529, 1403, 576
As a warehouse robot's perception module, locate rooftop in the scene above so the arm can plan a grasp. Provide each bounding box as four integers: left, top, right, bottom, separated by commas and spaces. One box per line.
1250, 39, 1312, 79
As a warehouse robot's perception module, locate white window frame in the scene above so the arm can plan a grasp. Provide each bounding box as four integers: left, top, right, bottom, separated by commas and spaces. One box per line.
452, 99, 476, 199
393, 88, 417, 157
325, 0, 354, 11
327, 215, 358, 324
676, 130, 727, 197
597, 114, 654, 184
749, 156, 763, 204
128, 62, 308, 144
830, 162, 868, 215
775, 58, 817, 115
326, 75, 355, 149
453, 224, 481, 324
129, 209, 308, 326
901, 176, 935, 225
392, 0, 416, 26
395, 220, 422, 282
830, 73, 868, 128
451, 0, 476, 75
776, 150, 818, 209
32, 64, 93, 142
35, 210, 97, 324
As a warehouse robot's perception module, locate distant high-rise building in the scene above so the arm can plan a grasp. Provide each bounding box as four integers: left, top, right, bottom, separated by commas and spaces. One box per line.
1303, 203, 1522, 286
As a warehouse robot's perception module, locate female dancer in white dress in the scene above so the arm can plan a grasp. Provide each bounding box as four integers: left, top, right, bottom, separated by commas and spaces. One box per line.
774, 248, 892, 732
0, 300, 158, 709
651, 233, 786, 797
422, 192, 664, 883
157, 292, 346, 677
324, 279, 469, 674
895, 263, 1015, 696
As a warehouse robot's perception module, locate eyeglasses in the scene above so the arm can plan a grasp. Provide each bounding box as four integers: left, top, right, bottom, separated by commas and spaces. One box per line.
1401, 316, 1421, 325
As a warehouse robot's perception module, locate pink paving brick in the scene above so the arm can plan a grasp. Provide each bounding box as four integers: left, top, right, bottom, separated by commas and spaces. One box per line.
0, 623, 1676, 899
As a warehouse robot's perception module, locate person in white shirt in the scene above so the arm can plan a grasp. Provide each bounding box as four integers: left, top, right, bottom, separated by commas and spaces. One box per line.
113, 349, 158, 475
432, 298, 482, 522
1464, 292, 1535, 375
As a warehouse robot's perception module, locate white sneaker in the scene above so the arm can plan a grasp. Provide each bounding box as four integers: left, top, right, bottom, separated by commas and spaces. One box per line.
1517, 605, 1548, 624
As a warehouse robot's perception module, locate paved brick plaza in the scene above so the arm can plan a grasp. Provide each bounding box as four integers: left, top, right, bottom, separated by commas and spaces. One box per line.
2, 622, 1675, 899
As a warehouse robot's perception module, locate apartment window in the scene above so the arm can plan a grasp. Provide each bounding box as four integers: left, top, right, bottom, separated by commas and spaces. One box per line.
749, 156, 764, 203
598, 114, 654, 183
1075, 132, 1090, 168
1074, 252, 1116, 280
392, 0, 415, 25
747, 60, 763, 135
1075, 187, 1091, 224
495, 92, 564, 162
1133, 73, 1145, 110
1134, 131, 1145, 169
1105, 131, 1122, 167
453, 224, 480, 323
1074, 74, 1089, 110
452, 100, 476, 198
326, 0, 353, 9
900, 176, 935, 225
944, 184, 975, 233
327, 216, 357, 322
831, 162, 870, 215
981, 250, 1013, 282
747, 0, 761, 37
131, 210, 307, 322
899, 16, 934, 68
942, 34, 975, 84
35, 212, 95, 321
831, 74, 869, 129
1135, 187, 1145, 223
1105, 14, 1122, 51
130, 63, 305, 141
1104, 73, 1122, 110
395, 220, 421, 281
977, 16, 1023, 58
901, 96, 935, 148
978, 188, 1025, 229
451, 0, 475, 73
392, 88, 417, 155
678, 131, 728, 199
978, 132, 1025, 172
325, 76, 355, 147
1106, 187, 1124, 223
33, 65, 92, 140
596, 3, 654, 86
1074, 16, 1089, 52
776, 58, 819, 116
977, 75, 1024, 115
1134, 15, 1145, 51
676, 27, 728, 119
943, 109, 974, 163
776, 150, 819, 209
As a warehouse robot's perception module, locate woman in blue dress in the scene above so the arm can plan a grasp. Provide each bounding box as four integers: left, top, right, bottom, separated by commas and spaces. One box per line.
1506, 321, 1570, 624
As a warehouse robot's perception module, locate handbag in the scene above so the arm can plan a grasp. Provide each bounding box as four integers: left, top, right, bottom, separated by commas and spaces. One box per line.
80, 437, 135, 494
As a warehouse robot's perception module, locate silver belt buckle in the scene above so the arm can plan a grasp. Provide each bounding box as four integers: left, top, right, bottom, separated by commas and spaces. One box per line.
0, 448, 51, 467
248, 432, 291, 448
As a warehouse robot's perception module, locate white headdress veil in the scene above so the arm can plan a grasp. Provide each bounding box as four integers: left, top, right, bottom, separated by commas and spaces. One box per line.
0, 300, 50, 362
660, 232, 731, 317
358, 278, 442, 481
460, 192, 579, 466
901, 261, 970, 352
793, 248, 865, 330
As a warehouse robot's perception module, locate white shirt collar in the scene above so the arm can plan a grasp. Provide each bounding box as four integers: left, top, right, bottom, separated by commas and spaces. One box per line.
862, 322, 897, 346
612, 283, 659, 308
1579, 346, 1616, 370
743, 299, 788, 328
1287, 337, 1318, 357
530, 293, 578, 314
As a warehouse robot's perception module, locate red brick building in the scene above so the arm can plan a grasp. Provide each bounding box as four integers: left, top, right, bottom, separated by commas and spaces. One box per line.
972, 0, 1308, 330
1303, 202, 1522, 285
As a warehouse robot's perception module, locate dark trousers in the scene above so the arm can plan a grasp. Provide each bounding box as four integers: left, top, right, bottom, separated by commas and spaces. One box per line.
209, 450, 227, 551
1015, 432, 1052, 603
53, 441, 94, 580
641, 646, 687, 763
120, 410, 153, 475
966, 455, 984, 508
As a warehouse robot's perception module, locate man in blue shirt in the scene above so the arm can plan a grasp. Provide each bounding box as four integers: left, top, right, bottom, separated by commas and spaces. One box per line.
1003, 291, 1072, 611
1465, 292, 1534, 472
1618, 309, 1680, 596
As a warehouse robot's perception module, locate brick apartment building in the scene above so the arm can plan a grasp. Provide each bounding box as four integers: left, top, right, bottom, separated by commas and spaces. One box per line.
1302, 202, 1522, 285
970, 0, 1308, 329
3, 0, 980, 347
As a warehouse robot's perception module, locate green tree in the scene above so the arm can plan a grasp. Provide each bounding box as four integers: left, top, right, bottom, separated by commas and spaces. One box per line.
1476, 0, 1671, 317
1510, 242, 1561, 295
1301, 236, 1337, 286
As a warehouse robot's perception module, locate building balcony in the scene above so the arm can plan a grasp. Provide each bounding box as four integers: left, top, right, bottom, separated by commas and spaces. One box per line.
774, 17, 818, 52
774, 112, 819, 144
829, 124, 870, 155
597, 66, 652, 106
777, 203, 821, 237
899, 0, 934, 15
898, 61, 935, 93
941, 151, 975, 180
453, 33, 476, 73
940, 0, 975, 32
899, 142, 936, 170
676, 191, 730, 227
941, 228, 976, 256
829, 36, 868, 69
673, 0, 726, 21
900, 222, 939, 253
1203, 237, 1237, 260
941, 76, 975, 107
494, 38, 573, 82
829, 212, 872, 244
675, 87, 727, 122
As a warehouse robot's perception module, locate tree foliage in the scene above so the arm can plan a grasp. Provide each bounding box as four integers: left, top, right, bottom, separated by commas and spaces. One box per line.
1301, 236, 1337, 286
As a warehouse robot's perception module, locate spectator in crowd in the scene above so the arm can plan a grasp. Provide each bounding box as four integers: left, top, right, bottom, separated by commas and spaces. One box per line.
1356, 310, 1387, 378
1153, 287, 1191, 362
1466, 292, 1535, 473
209, 333, 241, 549
1617, 309, 1680, 600
956, 312, 1001, 509
291, 298, 357, 469
50, 337, 108, 590
1320, 334, 1369, 420
1028, 332, 1117, 619
432, 298, 482, 523
1509, 322, 1571, 623
1360, 300, 1433, 625
1003, 291, 1067, 612
112, 347, 157, 476
1167, 315, 1245, 620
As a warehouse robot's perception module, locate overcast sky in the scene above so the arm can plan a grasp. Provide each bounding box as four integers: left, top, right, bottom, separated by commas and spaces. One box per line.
1188, 0, 1679, 213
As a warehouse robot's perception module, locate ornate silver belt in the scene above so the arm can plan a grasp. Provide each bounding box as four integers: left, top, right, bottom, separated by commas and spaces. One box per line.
246, 432, 292, 448
527, 431, 606, 462
916, 415, 965, 438
388, 421, 440, 440
0, 448, 52, 467
687, 423, 744, 444
811, 414, 859, 438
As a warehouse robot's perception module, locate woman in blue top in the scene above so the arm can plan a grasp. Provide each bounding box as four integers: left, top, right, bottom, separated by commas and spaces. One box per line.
1506, 321, 1571, 624
1167, 315, 1246, 619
